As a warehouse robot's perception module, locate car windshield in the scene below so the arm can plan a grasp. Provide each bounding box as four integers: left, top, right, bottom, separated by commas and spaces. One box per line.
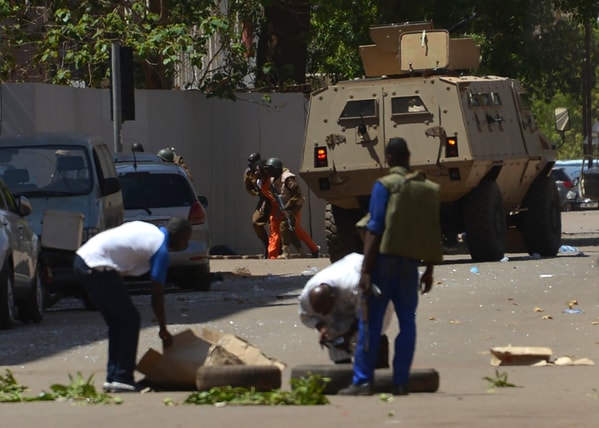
551, 168, 572, 182
119, 172, 196, 209
0, 146, 93, 196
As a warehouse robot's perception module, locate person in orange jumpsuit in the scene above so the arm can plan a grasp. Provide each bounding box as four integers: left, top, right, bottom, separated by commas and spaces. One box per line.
244, 152, 271, 258
262, 157, 320, 259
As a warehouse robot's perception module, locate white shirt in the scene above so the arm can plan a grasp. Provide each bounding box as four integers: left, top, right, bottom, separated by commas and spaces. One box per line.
76, 221, 166, 277
298, 252, 363, 334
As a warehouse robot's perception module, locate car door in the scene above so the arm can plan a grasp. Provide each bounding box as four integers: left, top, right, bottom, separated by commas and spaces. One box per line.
0, 182, 35, 286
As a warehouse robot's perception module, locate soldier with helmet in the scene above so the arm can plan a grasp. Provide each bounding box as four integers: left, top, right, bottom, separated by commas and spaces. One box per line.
157, 147, 194, 182
261, 157, 320, 259
243, 152, 271, 258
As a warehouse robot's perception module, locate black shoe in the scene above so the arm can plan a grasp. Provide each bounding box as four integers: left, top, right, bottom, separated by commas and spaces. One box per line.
311, 245, 320, 258
391, 384, 409, 396
338, 383, 373, 396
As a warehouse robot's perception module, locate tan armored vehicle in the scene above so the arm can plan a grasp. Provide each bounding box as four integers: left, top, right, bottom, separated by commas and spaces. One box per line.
299, 22, 562, 262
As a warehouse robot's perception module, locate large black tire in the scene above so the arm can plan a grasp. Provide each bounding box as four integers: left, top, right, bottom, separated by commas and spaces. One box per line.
195, 365, 282, 391
18, 269, 45, 324
0, 262, 17, 330
462, 180, 506, 262
520, 175, 562, 256
325, 203, 363, 262
174, 265, 212, 291
290, 364, 439, 395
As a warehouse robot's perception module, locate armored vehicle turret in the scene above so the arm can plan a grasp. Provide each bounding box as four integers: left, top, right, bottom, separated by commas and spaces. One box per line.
300, 21, 561, 262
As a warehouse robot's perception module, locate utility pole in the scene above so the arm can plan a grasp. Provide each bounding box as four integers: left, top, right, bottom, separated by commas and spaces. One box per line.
583, 19, 593, 164
111, 42, 123, 153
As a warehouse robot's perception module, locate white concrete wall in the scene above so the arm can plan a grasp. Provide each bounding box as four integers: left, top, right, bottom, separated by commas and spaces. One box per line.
0, 83, 326, 255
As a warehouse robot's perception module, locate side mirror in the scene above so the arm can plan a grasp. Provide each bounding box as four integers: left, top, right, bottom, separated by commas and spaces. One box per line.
101, 177, 121, 196
17, 195, 33, 217
554, 107, 571, 132
198, 195, 208, 208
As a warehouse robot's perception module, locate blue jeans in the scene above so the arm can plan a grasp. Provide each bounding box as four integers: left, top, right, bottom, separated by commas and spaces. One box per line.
352, 254, 419, 386
73, 256, 141, 384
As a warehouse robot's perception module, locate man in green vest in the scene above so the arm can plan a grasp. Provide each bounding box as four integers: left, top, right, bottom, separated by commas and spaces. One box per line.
339, 137, 443, 396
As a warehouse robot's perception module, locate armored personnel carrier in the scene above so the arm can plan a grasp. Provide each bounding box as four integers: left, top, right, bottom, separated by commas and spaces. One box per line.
299, 22, 561, 262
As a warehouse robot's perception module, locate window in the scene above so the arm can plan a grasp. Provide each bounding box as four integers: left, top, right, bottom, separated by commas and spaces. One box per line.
339, 99, 377, 120
467, 92, 479, 107
391, 96, 428, 115
119, 173, 196, 209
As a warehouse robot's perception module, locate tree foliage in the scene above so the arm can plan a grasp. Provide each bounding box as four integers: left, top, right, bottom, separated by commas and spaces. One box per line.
0, 0, 264, 99
1, 0, 599, 156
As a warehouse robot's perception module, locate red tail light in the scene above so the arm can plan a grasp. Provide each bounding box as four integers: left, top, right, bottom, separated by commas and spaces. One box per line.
188, 201, 206, 225
563, 180, 573, 189
314, 147, 328, 168
445, 136, 458, 158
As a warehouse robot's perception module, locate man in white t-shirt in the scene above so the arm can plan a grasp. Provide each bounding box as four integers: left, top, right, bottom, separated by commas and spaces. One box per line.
73, 217, 192, 393
298, 252, 392, 365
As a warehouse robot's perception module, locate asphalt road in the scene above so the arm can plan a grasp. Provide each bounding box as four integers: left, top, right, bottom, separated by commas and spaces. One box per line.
1, 210, 599, 427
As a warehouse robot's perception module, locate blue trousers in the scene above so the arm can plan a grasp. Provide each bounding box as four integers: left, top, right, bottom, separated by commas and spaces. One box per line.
73, 256, 141, 385
352, 254, 419, 386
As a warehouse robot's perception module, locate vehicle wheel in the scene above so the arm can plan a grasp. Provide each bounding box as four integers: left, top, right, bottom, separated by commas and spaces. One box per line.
195, 365, 282, 391
325, 203, 363, 262
462, 180, 506, 262
176, 265, 212, 291
290, 364, 439, 395
520, 175, 562, 256
18, 268, 45, 324
82, 292, 98, 311
0, 262, 17, 330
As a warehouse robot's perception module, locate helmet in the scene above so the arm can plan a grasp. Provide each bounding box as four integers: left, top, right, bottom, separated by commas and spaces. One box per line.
264, 157, 283, 177
157, 147, 175, 162
131, 142, 145, 153
247, 152, 261, 169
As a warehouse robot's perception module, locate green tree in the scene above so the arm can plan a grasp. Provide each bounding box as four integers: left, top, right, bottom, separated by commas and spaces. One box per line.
1, 0, 264, 99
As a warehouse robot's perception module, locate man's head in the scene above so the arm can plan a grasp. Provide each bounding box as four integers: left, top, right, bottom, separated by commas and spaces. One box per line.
166, 216, 192, 251
157, 147, 175, 162
309, 283, 336, 315
264, 157, 283, 177
247, 152, 261, 169
386, 137, 410, 167
131, 142, 145, 153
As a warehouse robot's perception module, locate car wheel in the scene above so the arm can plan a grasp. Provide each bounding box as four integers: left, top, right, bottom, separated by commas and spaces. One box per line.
18, 268, 45, 324
195, 365, 282, 392
175, 265, 212, 291
0, 262, 17, 330
325, 203, 364, 263
520, 175, 562, 256
462, 180, 506, 262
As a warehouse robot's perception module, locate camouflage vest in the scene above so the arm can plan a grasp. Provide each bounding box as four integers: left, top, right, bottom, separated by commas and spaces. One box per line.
377, 166, 443, 264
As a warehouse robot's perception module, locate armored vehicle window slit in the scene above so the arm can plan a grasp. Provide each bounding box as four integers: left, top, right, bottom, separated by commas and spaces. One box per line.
467, 92, 479, 107
391, 96, 429, 115
339, 99, 378, 121
518, 93, 531, 111
479, 93, 491, 106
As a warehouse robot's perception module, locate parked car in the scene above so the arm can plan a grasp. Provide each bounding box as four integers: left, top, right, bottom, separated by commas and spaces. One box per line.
114, 156, 211, 290
0, 179, 44, 329
555, 160, 599, 210
550, 167, 574, 209
0, 133, 124, 307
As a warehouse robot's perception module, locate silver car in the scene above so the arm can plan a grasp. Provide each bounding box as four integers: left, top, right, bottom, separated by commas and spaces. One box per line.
555, 160, 599, 211
550, 167, 574, 210
0, 179, 44, 329
115, 157, 211, 291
